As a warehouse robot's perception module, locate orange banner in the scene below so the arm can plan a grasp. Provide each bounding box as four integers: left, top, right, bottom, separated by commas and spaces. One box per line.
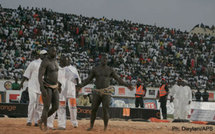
123, 108, 130, 116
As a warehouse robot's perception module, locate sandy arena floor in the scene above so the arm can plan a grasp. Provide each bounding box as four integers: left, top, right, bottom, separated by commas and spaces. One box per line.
0, 117, 214, 134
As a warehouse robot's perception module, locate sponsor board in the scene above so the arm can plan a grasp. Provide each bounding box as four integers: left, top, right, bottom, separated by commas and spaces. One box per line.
190, 109, 215, 122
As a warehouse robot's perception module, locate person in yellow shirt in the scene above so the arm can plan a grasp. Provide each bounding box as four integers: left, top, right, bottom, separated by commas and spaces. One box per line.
78, 93, 91, 106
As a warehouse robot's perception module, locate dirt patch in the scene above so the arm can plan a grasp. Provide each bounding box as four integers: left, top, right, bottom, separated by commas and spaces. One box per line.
0, 117, 214, 134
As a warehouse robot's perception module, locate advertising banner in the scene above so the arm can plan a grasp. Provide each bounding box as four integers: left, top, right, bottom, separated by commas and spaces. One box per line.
144, 100, 157, 109
190, 109, 215, 122
0, 103, 160, 119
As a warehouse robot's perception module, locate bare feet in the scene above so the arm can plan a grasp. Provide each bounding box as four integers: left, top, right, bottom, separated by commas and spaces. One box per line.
43, 126, 48, 132
38, 119, 48, 132
38, 119, 42, 130
104, 126, 107, 131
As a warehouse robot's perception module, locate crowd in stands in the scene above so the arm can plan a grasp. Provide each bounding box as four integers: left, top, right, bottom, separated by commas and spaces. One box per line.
0, 5, 215, 90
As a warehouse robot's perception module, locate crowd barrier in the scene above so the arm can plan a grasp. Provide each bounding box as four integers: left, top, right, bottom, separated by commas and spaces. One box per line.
0, 103, 160, 119
0, 80, 215, 103
0, 102, 214, 122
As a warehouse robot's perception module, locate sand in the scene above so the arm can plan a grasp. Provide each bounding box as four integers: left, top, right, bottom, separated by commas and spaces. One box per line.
0, 117, 214, 134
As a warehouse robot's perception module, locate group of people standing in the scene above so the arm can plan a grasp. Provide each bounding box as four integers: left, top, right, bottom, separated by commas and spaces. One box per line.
19, 45, 208, 131
20, 46, 133, 131
156, 78, 192, 120
135, 77, 193, 121
19, 46, 81, 131
195, 89, 209, 102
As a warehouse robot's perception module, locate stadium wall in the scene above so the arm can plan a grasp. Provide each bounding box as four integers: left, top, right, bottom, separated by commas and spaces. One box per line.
0, 80, 215, 104
0, 103, 160, 120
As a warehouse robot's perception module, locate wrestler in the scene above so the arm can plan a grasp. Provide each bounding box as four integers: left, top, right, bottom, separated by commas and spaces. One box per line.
38, 46, 60, 131
77, 54, 133, 131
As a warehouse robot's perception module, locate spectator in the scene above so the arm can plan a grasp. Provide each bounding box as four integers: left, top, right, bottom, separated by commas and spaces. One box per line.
78, 93, 91, 106
12, 76, 20, 90
202, 89, 209, 102
195, 89, 202, 101
20, 87, 29, 104
0, 5, 215, 92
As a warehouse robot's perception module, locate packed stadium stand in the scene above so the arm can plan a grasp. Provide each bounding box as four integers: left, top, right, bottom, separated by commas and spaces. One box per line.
0, 5, 215, 90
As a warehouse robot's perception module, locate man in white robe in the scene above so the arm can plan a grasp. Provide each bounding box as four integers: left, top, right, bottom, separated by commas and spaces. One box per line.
170, 79, 192, 120
19, 50, 47, 126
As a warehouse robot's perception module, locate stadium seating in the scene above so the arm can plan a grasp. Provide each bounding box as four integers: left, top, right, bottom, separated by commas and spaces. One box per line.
0, 6, 215, 91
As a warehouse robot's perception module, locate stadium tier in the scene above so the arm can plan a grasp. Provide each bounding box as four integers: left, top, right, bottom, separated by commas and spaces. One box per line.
0, 6, 215, 90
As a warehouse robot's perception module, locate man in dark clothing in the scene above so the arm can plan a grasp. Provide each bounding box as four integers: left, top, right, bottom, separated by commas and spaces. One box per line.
12, 76, 20, 90
77, 54, 133, 131
20, 87, 29, 103
202, 89, 209, 102
195, 89, 202, 101
157, 78, 169, 119
135, 80, 147, 108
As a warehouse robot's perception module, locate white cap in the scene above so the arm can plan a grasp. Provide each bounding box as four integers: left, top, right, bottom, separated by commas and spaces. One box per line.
83, 92, 88, 96
40, 50, 47, 55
